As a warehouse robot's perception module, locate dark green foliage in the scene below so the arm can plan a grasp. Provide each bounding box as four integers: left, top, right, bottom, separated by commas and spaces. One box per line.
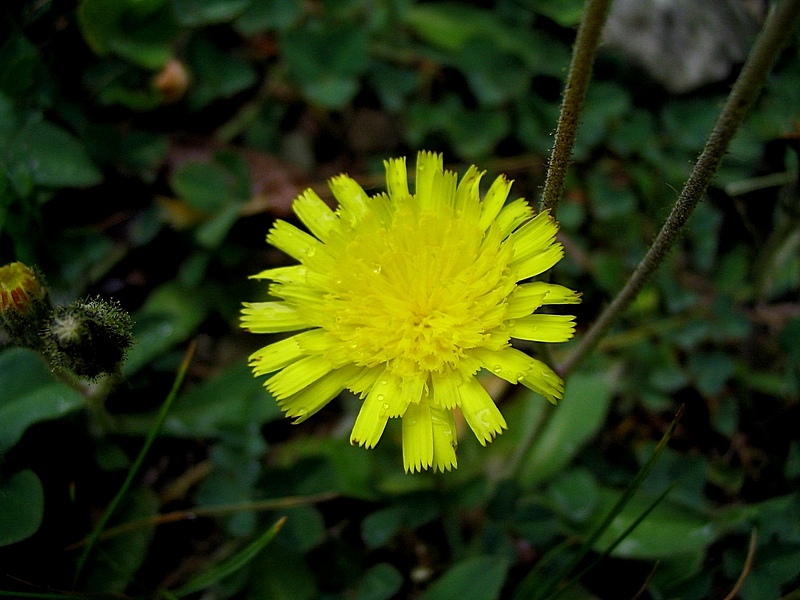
0, 1, 799, 599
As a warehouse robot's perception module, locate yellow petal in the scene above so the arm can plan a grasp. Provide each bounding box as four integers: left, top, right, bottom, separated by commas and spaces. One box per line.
384, 156, 409, 200
267, 220, 321, 262
479, 174, 513, 231
471, 346, 534, 384
293, 189, 339, 241
431, 406, 457, 472
430, 371, 461, 410
519, 358, 564, 404
510, 314, 576, 342
520, 282, 582, 305
350, 382, 393, 448
330, 174, 369, 224
280, 364, 360, 422
240, 302, 311, 333
402, 398, 434, 473
459, 378, 506, 445
496, 198, 534, 238
266, 354, 334, 399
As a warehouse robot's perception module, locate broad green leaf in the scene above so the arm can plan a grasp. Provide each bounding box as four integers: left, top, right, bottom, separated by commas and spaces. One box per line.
0, 349, 85, 454
172, 0, 250, 26
420, 556, 511, 600
11, 119, 102, 189
527, 0, 586, 27
170, 160, 234, 212
78, 0, 178, 69
518, 370, 615, 488
233, 0, 304, 34
584, 488, 719, 559
403, 4, 499, 51
186, 33, 258, 109
0, 470, 44, 546
122, 281, 209, 375
355, 563, 404, 600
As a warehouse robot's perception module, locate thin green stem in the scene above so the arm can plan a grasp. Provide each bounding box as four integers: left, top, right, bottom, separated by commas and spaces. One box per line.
539, 0, 613, 217
558, 0, 800, 377
73, 341, 196, 585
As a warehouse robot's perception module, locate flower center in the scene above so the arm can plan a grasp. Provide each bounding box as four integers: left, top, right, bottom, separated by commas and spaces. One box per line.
320, 204, 515, 379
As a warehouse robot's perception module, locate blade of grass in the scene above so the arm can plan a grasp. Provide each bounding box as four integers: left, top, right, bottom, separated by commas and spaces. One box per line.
167, 516, 287, 599
73, 341, 197, 585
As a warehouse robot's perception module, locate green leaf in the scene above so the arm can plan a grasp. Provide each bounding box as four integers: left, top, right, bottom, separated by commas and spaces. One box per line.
233, 0, 304, 34
527, 0, 586, 27
122, 282, 210, 376
403, 4, 497, 51
172, 0, 251, 26
280, 22, 369, 108
186, 33, 258, 109
170, 160, 234, 212
355, 563, 404, 600
0, 348, 85, 454
10, 119, 102, 189
362, 506, 403, 548
0, 469, 44, 546
518, 370, 615, 488
78, 0, 178, 69
585, 488, 720, 559
420, 556, 511, 600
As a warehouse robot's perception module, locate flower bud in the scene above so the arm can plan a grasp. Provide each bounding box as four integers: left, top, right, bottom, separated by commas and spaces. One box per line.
44, 297, 134, 380
0, 262, 52, 348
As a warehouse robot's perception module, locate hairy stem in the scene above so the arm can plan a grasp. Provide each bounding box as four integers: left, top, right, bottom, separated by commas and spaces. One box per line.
558, 0, 800, 377
539, 0, 613, 217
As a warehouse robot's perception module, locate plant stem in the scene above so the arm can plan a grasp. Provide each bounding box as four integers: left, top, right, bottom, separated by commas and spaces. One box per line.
539, 0, 613, 217
558, 0, 800, 377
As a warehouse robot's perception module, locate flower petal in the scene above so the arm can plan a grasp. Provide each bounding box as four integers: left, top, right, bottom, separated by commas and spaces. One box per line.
293, 189, 339, 241
479, 174, 513, 231
519, 358, 564, 404
280, 364, 360, 423
430, 371, 461, 410
520, 282, 582, 305
402, 398, 434, 473
513, 244, 565, 281
510, 314, 576, 342
459, 378, 507, 445
496, 198, 534, 238
384, 156, 409, 200
330, 174, 369, 224
241, 302, 312, 333
431, 406, 458, 472
266, 354, 334, 399
267, 220, 321, 262
472, 346, 534, 384
351, 381, 393, 448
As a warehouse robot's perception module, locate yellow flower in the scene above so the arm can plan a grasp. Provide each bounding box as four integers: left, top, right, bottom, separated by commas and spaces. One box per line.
242, 151, 579, 472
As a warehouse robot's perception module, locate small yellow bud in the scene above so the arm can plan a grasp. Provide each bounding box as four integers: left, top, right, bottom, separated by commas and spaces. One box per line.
0, 262, 51, 348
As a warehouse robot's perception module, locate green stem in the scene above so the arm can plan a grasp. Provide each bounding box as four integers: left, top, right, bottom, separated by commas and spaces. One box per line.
558, 0, 800, 377
539, 0, 613, 217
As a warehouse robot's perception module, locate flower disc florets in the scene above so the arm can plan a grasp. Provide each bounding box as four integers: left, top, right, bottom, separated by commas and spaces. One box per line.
242, 151, 579, 472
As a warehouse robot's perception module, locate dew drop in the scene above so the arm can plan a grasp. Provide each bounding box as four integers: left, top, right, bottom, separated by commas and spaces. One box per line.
305, 246, 316, 257
294, 407, 308, 416
376, 393, 385, 402
382, 402, 390, 412
492, 365, 502, 373
473, 407, 493, 427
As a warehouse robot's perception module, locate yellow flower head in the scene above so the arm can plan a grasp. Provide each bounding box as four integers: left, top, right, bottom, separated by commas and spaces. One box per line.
242, 152, 579, 472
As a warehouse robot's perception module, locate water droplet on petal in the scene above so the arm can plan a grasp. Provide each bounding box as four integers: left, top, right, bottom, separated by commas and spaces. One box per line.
376, 393, 385, 402
492, 365, 502, 373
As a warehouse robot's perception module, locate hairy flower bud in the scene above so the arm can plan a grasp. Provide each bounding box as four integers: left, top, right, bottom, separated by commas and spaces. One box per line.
44, 298, 134, 380
0, 262, 52, 348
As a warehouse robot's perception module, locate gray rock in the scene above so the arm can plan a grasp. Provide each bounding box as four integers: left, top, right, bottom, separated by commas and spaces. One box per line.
602, 0, 764, 93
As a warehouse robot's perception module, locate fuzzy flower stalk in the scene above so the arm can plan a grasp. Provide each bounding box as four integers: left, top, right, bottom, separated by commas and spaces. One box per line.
242, 152, 579, 472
